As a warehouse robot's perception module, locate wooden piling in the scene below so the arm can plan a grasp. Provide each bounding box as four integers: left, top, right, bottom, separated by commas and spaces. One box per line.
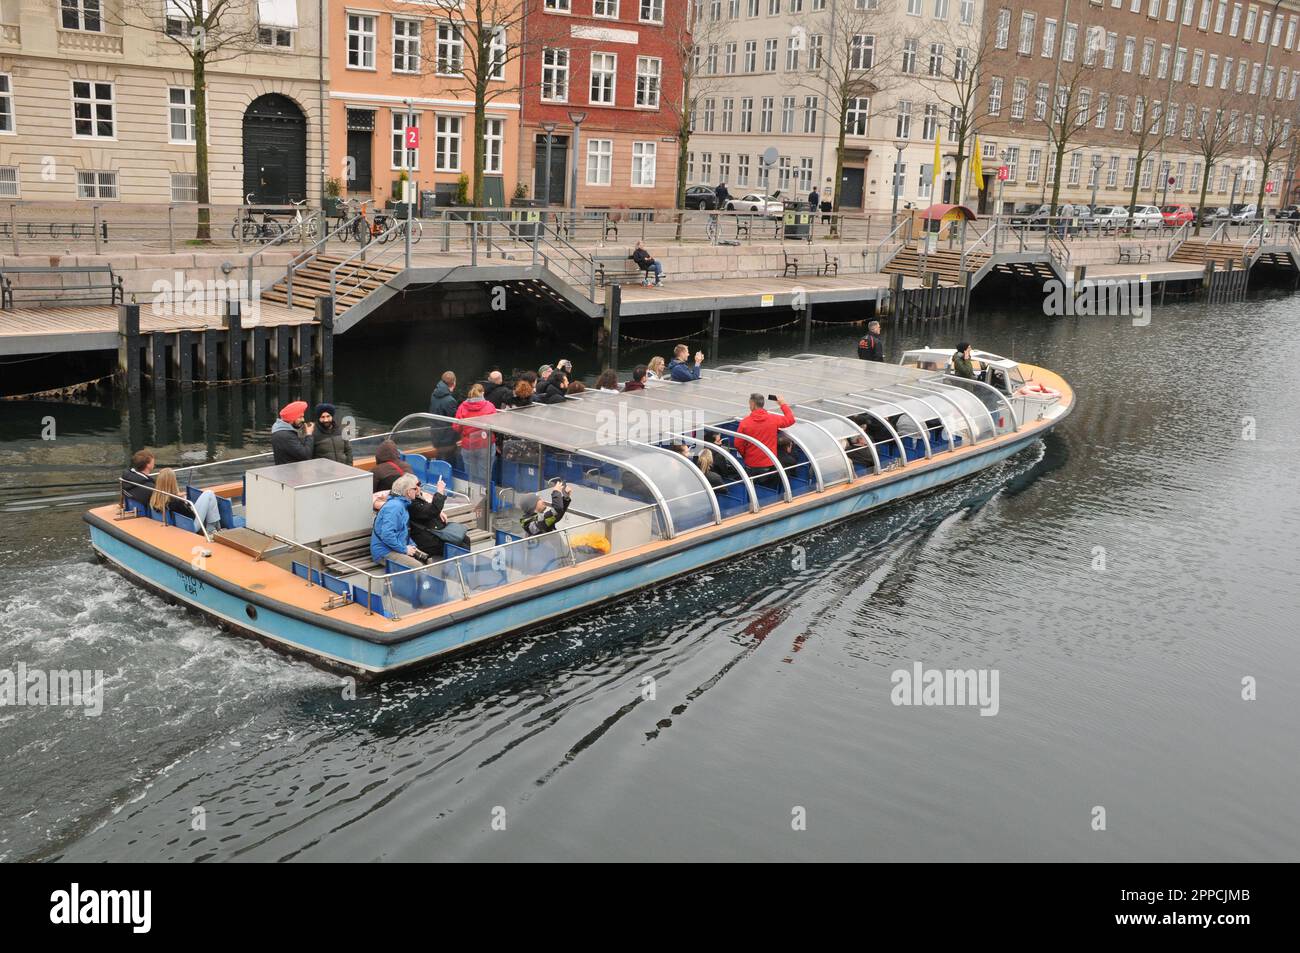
314, 295, 335, 376
603, 283, 621, 370
224, 298, 243, 383
116, 303, 141, 394
201, 328, 221, 383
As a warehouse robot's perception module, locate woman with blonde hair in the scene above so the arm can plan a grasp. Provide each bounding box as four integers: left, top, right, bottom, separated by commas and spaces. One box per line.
150, 467, 221, 535
694, 448, 725, 489
646, 356, 667, 381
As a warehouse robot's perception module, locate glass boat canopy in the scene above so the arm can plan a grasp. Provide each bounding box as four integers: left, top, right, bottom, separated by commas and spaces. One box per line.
390, 354, 1018, 539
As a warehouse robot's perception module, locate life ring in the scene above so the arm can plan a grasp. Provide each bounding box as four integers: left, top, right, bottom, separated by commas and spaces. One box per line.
1015, 382, 1061, 399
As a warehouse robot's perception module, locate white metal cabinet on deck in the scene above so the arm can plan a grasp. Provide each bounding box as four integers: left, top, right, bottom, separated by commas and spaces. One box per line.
244, 459, 374, 543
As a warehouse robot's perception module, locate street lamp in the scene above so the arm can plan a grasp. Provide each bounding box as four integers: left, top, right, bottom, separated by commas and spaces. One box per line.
540, 121, 557, 207
1090, 154, 1104, 210
890, 140, 906, 223
567, 110, 587, 212
997, 148, 1009, 217
1229, 159, 1242, 213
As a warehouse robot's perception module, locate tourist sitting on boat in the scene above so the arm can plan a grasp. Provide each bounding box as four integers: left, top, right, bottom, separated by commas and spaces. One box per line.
407, 477, 465, 560
429, 371, 460, 463
567, 381, 588, 394
370, 474, 426, 568
696, 448, 726, 490
372, 439, 413, 492
646, 356, 667, 381
507, 379, 536, 408
519, 482, 572, 536
857, 320, 884, 362
121, 449, 156, 506
481, 370, 514, 409
624, 365, 648, 391
596, 369, 620, 393
536, 372, 569, 404
952, 342, 977, 380
150, 467, 220, 536
311, 403, 353, 466
776, 436, 798, 471
845, 435, 874, 468
736, 393, 796, 479
668, 344, 704, 382
630, 241, 663, 286
455, 383, 497, 480
271, 401, 314, 465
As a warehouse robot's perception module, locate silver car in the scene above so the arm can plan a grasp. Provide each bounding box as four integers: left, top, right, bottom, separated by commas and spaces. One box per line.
726, 193, 784, 217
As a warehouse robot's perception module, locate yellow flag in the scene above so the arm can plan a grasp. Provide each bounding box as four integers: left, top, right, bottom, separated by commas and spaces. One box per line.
970, 136, 983, 184
933, 129, 942, 200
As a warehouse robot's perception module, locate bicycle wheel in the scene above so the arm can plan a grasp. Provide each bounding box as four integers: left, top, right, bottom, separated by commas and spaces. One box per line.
240, 221, 261, 242
408, 219, 422, 244
305, 216, 321, 240
260, 220, 285, 243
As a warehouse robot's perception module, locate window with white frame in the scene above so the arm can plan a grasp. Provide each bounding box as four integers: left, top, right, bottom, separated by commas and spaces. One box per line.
542, 49, 569, 101
851, 35, 875, 70
786, 36, 799, 71
1005, 146, 1020, 181
737, 154, 749, 185
995, 9, 1010, 49
1026, 148, 1041, 184
594, 0, 619, 17
1018, 12, 1035, 54
168, 87, 195, 143
587, 138, 612, 185
725, 41, 737, 73
77, 170, 117, 199
61, 0, 103, 31
394, 19, 421, 73
347, 14, 376, 69
846, 96, 869, 135
700, 153, 712, 181
636, 57, 661, 108
0, 166, 19, 198
489, 27, 507, 80
484, 117, 504, 173
170, 172, 197, 202
922, 103, 939, 139
744, 40, 757, 72
808, 34, 823, 69
392, 112, 419, 169
72, 80, 114, 138
740, 97, 753, 132
799, 157, 813, 192
435, 115, 461, 171
258, 26, 293, 48
437, 22, 464, 75
1042, 18, 1057, 57
631, 141, 656, 186
778, 156, 792, 191
590, 53, 616, 104
764, 38, 777, 71
721, 98, 734, 131
988, 77, 1003, 115
640, 0, 664, 22
928, 42, 944, 76
804, 96, 818, 133
901, 37, 917, 72
1011, 78, 1027, 119
545, 0, 571, 9
0, 75, 13, 133
896, 99, 912, 137
719, 153, 730, 182
164, 0, 201, 38
760, 95, 774, 132
1095, 91, 1109, 127
781, 96, 795, 133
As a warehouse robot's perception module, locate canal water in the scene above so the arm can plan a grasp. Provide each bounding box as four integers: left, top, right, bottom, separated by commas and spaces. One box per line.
1, 292, 1297, 862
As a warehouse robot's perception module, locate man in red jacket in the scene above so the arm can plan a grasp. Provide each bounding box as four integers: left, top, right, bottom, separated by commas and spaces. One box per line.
736, 392, 796, 478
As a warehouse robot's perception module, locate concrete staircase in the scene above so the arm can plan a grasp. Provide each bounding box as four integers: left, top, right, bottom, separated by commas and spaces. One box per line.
882, 246, 990, 285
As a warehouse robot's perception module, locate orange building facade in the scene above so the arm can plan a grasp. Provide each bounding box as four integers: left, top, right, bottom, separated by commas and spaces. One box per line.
326, 1, 522, 210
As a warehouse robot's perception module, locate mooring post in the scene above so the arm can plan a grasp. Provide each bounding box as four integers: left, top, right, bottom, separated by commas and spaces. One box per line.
116, 303, 141, 395
1202, 260, 1214, 296
963, 271, 973, 323
603, 283, 621, 370
1159, 280, 1167, 306
710, 306, 721, 357
176, 330, 194, 387
887, 272, 903, 317
296, 324, 313, 373
224, 297, 243, 384
146, 332, 166, 388
274, 324, 293, 376
252, 326, 269, 380
201, 328, 221, 383
314, 295, 335, 377
802, 302, 813, 350
1241, 253, 1252, 297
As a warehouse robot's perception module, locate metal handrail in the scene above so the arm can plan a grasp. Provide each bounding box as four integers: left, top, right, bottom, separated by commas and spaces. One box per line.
246, 204, 323, 281
328, 220, 406, 312
281, 211, 364, 307
870, 216, 911, 271
1166, 220, 1193, 259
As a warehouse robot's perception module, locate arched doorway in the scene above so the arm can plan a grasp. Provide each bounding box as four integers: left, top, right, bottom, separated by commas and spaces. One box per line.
242, 94, 306, 204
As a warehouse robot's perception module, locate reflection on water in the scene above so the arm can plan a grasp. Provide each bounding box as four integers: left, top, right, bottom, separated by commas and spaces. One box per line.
1, 294, 1298, 862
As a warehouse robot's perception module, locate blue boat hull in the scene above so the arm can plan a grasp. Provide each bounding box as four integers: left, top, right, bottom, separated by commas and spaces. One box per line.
88, 429, 1050, 676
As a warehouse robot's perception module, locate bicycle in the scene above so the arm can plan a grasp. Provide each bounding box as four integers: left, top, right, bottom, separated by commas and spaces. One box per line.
285, 198, 320, 241
232, 193, 284, 243
383, 215, 422, 244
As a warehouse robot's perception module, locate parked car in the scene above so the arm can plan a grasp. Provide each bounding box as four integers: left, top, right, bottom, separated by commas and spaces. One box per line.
1229, 203, 1258, 222
1195, 205, 1229, 225
1271, 205, 1300, 221
725, 192, 784, 217
1008, 202, 1042, 225
1128, 205, 1164, 228
684, 185, 719, 210
1160, 205, 1195, 227
1092, 205, 1130, 224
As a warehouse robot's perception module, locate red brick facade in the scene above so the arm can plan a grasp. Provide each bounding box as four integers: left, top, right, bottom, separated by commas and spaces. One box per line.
518, 0, 686, 209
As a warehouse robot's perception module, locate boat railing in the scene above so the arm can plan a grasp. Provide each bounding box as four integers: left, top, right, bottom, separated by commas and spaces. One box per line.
116, 478, 215, 542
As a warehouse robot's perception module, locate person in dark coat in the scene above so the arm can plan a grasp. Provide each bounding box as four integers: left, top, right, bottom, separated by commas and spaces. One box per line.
519, 483, 571, 536
407, 477, 450, 559
629, 241, 663, 285
271, 400, 313, 465
121, 449, 156, 505
668, 343, 704, 381
623, 365, 648, 391
372, 439, 413, 492
714, 181, 731, 206
857, 320, 885, 361
429, 371, 459, 462
536, 372, 569, 404
952, 341, 976, 379
507, 379, 535, 407
808, 187, 820, 212
311, 403, 353, 465
481, 370, 514, 409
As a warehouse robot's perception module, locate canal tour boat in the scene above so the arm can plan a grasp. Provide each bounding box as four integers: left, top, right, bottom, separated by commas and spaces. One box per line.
84, 353, 1073, 677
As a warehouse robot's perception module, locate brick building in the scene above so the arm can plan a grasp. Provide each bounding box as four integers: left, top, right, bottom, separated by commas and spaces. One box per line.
517, 0, 684, 208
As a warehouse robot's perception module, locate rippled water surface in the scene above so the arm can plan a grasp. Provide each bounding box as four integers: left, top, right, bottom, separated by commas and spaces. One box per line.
1, 294, 1297, 862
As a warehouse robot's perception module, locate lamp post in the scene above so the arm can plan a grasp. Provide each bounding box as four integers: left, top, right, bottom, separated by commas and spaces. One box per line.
890, 140, 906, 224
1229, 160, 1242, 214
1090, 154, 1104, 211
997, 148, 1009, 216
403, 98, 414, 266
567, 110, 587, 214
540, 121, 557, 207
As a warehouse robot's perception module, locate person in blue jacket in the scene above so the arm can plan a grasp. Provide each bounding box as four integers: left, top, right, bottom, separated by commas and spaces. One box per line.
370, 474, 425, 567
667, 343, 704, 381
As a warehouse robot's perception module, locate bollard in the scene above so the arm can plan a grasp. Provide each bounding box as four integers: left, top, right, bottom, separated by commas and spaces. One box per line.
117, 304, 141, 394
224, 297, 243, 383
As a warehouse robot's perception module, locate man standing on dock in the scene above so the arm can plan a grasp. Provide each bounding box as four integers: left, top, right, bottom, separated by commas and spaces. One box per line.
736, 393, 796, 482
858, 321, 884, 361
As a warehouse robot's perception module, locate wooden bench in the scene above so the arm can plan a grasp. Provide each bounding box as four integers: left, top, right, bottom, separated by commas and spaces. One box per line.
594, 253, 647, 288
1116, 244, 1151, 264
0, 265, 124, 310
783, 249, 801, 277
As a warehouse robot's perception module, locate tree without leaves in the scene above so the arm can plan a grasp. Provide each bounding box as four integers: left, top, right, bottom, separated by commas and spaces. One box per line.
115, 0, 261, 240
1189, 104, 1244, 236
1040, 19, 1107, 215
918, 16, 990, 209
1250, 98, 1294, 215
662, 3, 731, 212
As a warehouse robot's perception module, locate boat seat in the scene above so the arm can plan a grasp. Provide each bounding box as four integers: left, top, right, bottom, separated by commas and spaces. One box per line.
496, 529, 523, 546
402, 453, 429, 482
425, 458, 452, 487
124, 497, 149, 518
320, 527, 373, 571
444, 542, 471, 560
350, 585, 387, 616
753, 483, 783, 505
461, 553, 509, 593
216, 496, 246, 529
384, 558, 450, 608
185, 485, 202, 503
168, 511, 199, 533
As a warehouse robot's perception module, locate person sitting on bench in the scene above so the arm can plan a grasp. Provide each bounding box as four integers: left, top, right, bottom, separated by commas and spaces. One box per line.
150, 467, 221, 536
121, 449, 156, 506
519, 482, 572, 536
370, 474, 427, 568
629, 240, 664, 286
407, 477, 467, 560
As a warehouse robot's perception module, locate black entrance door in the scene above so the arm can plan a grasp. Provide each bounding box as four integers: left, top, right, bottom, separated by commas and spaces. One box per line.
242, 94, 307, 204
839, 167, 864, 209
533, 134, 569, 205
347, 130, 373, 192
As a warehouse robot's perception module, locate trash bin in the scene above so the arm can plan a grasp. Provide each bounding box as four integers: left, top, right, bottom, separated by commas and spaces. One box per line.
782, 210, 811, 240
419, 190, 436, 217
508, 200, 543, 240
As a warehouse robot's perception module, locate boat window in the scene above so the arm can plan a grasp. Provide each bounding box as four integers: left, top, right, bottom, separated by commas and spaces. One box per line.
595, 443, 717, 533
785, 421, 852, 487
